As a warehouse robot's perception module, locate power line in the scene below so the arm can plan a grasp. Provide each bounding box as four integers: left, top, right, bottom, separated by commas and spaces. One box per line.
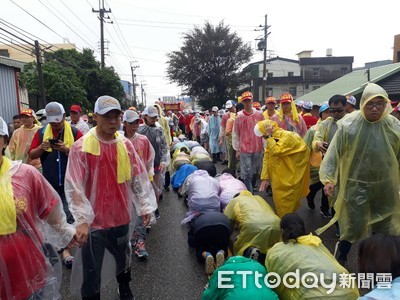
59, 0, 99, 37
0, 36, 34, 57
38, 0, 97, 52
9, 0, 75, 48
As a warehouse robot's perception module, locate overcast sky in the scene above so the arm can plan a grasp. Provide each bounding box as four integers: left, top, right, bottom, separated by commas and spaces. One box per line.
2, 0, 399, 105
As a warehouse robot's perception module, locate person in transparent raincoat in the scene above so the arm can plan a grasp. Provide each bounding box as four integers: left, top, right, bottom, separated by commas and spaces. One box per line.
266, 214, 359, 300
232, 91, 264, 193
0, 117, 76, 300
64, 96, 157, 300
316, 83, 400, 266
255, 119, 310, 218
123, 109, 156, 258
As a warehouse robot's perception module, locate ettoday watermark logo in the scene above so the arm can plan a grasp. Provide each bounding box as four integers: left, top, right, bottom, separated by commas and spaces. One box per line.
217, 270, 392, 294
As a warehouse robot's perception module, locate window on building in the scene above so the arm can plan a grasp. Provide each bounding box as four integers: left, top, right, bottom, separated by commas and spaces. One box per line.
288, 72, 294, 77
313, 86, 320, 90
305, 84, 309, 90
289, 87, 297, 97
267, 72, 273, 78
0, 49, 10, 57
312, 68, 320, 77
266, 88, 273, 97
340, 68, 348, 75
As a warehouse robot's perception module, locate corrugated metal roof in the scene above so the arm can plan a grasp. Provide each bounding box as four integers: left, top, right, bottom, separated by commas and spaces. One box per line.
0, 56, 25, 71
296, 62, 400, 104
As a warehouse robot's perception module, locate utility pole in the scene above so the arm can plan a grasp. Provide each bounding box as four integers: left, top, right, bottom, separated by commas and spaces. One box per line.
141, 82, 145, 106
261, 15, 271, 103
92, 0, 111, 68
34, 40, 46, 108
130, 62, 139, 106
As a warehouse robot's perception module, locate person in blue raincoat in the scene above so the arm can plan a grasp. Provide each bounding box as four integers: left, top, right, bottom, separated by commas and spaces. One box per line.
208, 106, 221, 163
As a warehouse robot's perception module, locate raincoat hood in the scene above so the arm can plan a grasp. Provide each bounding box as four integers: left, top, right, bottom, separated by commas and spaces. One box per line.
360, 82, 392, 122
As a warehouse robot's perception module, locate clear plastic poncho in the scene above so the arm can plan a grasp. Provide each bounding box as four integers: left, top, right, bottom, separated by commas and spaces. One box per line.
64, 129, 157, 296
181, 170, 221, 224
232, 110, 264, 154
127, 132, 155, 177
1, 161, 75, 300
316, 83, 400, 242
265, 234, 359, 299
303, 124, 322, 185
6, 124, 42, 169
217, 173, 247, 211
223, 191, 282, 255
257, 121, 310, 217
208, 115, 221, 154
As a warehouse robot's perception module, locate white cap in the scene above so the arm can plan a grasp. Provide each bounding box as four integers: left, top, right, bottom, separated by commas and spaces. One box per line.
225, 100, 234, 109
142, 106, 159, 118
347, 95, 356, 106
94, 95, 121, 115
0, 117, 9, 137
123, 110, 140, 122
45, 102, 65, 123
211, 106, 218, 112
295, 100, 304, 107
302, 101, 313, 110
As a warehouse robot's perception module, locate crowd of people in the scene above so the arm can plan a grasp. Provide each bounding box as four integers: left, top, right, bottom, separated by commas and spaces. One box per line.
1, 81, 400, 299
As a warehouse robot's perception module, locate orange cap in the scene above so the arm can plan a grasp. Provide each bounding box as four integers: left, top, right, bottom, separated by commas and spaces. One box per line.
253, 102, 261, 109
241, 91, 253, 101
129, 106, 137, 111
265, 96, 276, 103
20, 108, 34, 117
280, 93, 293, 103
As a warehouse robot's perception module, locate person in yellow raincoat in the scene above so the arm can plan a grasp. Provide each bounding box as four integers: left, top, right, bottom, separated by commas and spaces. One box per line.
255, 120, 310, 217
223, 190, 281, 259
266, 214, 359, 300
317, 82, 400, 266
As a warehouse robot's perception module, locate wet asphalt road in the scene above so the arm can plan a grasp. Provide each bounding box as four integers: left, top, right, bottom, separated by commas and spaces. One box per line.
60, 162, 363, 299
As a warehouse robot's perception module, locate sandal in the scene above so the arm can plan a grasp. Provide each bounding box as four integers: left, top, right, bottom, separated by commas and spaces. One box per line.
63, 255, 74, 269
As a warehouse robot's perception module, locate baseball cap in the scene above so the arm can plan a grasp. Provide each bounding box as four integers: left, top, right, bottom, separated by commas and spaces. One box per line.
70, 104, 82, 113
253, 102, 261, 109
225, 100, 235, 109
241, 91, 253, 101
36, 109, 46, 118
295, 100, 304, 107
45, 102, 65, 123
142, 106, 159, 118
211, 106, 218, 112
94, 95, 121, 115
346, 95, 356, 106
20, 108, 35, 117
319, 104, 329, 114
302, 101, 313, 110
0, 117, 9, 137
280, 93, 293, 104
128, 106, 137, 111
266, 96, 276, 103
123, 110, 140, 123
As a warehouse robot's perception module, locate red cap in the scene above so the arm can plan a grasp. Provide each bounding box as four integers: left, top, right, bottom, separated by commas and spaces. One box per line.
20, 108, 34, 117
280, 93, 293, 104
253, 102, 261, 109
241, 91, 253, 101
266, 96, 276, 103
70, 104, 82, 113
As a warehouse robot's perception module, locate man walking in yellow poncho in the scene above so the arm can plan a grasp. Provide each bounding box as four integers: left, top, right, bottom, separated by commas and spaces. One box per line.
317, 83, 400, 266
255, 120, 309, 217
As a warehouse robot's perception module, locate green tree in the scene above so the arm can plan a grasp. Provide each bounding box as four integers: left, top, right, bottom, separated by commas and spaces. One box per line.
166, 21, 252, 108
20, 48, 124, 111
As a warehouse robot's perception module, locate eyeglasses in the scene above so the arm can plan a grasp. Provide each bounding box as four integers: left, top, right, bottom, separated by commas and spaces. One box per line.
365, 102, 386, 109
329, 107, 344, 113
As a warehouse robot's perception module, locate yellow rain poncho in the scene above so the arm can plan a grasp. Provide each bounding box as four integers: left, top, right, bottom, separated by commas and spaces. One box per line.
303, 124, 322, 185
256, 120, 310, 217
223, 191, 281, 255
265, 234, 359, 299
316, 83, 400, 242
